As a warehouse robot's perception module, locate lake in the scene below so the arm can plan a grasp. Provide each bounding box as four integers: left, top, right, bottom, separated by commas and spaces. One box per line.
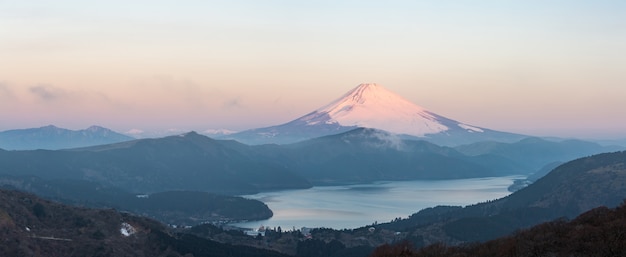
233, 176, 519, 230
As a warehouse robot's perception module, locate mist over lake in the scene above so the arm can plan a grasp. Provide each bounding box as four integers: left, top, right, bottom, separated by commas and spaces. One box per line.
234, 176, 521, 230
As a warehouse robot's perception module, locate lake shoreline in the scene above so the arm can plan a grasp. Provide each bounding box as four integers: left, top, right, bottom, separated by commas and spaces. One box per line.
233, 175, 523, 230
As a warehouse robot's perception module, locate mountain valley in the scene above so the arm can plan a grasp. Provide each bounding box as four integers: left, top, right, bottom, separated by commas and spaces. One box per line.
2, 150, 625, 256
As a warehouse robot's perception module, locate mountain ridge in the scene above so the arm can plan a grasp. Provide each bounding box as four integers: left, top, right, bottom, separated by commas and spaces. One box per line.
0, 129, 617, 195
0, 132, 312, 195
0, 125, 134, 150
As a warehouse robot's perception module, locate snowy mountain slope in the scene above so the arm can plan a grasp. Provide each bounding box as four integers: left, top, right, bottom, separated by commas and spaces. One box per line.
299, 83, 449, 136
226, 83, 527, 145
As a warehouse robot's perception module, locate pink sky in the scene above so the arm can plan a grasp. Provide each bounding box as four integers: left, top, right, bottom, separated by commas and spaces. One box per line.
1, 1, 625, 139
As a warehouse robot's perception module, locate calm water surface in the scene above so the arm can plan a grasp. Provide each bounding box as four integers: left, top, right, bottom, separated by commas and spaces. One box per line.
234, 176, 519, 230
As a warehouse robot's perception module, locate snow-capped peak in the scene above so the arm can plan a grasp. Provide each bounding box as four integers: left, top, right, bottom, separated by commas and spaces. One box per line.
227, 82, 526, 145
298, 83, 449, 136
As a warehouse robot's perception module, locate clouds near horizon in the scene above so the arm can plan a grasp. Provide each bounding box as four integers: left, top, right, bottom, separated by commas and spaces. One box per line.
0, 82, 15, 100
29, 84, 69, 102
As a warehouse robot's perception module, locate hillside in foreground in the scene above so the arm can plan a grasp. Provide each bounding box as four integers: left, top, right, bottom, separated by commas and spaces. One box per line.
376, 150, 626, 246
371, 202, 626, 257
0, 189, 289, 257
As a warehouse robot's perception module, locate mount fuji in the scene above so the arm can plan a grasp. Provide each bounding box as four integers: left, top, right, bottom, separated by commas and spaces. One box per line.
227, 83, 527, 146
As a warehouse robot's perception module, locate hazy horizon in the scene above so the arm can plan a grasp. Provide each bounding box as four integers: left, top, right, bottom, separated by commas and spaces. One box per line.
1, 1, 625, 139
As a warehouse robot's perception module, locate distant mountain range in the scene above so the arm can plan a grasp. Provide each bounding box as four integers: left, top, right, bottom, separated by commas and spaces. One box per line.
226, 83, 528, 146
2, 84, 622, 150
454, 137, 623, 172
0, 125, 134, 150
0, 129, 619, 195
0, 132, 311, 195
223, 128, 620, 183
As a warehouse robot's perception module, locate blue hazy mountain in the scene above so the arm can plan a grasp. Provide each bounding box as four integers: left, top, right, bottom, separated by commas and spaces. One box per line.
0, 125, 134, 150
0, 132, 312, 195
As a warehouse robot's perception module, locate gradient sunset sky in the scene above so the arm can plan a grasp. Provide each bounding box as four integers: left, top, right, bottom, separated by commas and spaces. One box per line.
1, 1, 625, 138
